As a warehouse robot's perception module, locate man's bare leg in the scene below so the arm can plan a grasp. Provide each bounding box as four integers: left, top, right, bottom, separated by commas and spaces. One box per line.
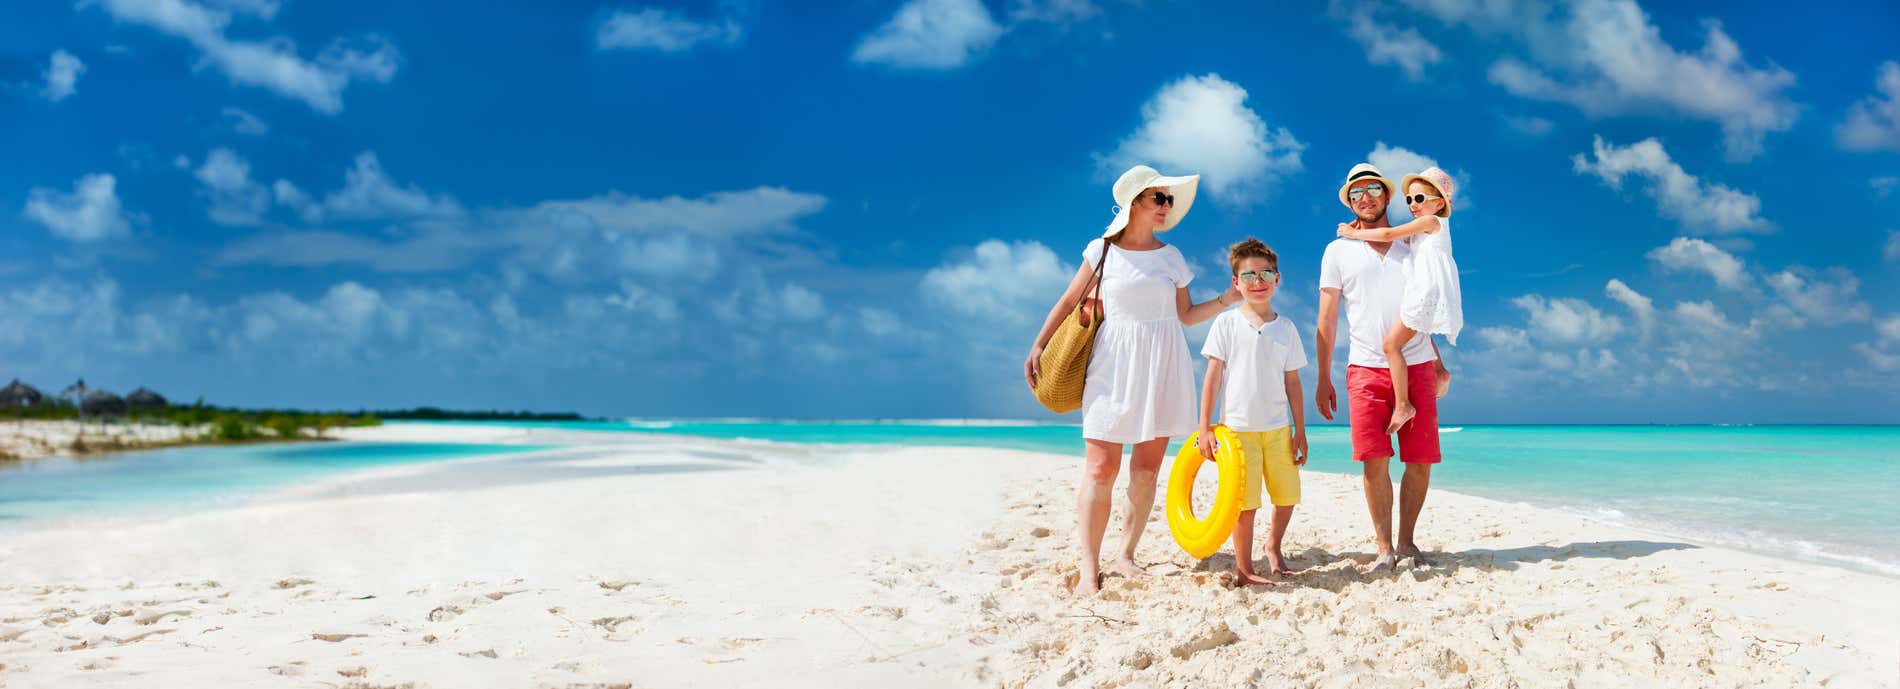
1111, 436, 1169, 578
1074, 439, 1122, 595
1265, 505, 1296, 575
1397, 461, 1435, 567
1361, 455, 1397, 572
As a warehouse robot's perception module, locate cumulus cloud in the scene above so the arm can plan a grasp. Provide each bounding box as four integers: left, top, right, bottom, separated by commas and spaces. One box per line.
1404, 0, 1797, 160
852, 0, 1003, 70
1342, 12, 1442, 80
220, 106, 268, 135
1574, 136, 1769, 234
922, 240, 1072, 327
1837, 61, 1900, 153
1856, 315, 1900, 372
23, 173, 134, 242
195, 148, 271, 226
82, 0, 398, 113
279, 151, 462, 223
1645, 237, 1747, 290
1603, 278, 1655, 338
40, 50, 85, 102
595, 6, 741, 52
1763, 268, 1871, 328
1101, 73, 1305, 205
1510, 294, 1624, 345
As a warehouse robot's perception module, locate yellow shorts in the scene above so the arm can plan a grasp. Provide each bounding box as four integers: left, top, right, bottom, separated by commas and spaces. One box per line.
1235, 427, 1300, 510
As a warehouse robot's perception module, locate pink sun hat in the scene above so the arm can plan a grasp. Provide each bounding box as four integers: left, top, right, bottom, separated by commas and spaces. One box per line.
1400, 166, 1456, 217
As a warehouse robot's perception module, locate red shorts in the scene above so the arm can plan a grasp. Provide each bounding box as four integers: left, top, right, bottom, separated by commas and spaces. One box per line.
1347, 363, 1441, 464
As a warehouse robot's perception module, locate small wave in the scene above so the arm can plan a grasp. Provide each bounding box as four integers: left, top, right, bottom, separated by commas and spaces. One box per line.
622, 419, 675, 429
1441, 427, 1463, 433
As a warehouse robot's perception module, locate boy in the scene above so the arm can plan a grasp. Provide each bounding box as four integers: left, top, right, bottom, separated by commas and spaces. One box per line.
1197, 238, 1310, 586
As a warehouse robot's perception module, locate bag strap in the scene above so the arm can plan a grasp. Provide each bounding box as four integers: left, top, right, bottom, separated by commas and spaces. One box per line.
1082, 239, 1109, 326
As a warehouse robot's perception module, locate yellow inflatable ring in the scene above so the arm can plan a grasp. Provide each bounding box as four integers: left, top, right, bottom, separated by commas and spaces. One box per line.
1166, 424, 1246, 559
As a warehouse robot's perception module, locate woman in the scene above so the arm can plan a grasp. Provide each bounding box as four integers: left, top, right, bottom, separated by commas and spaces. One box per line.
1024, 165, 1240, 596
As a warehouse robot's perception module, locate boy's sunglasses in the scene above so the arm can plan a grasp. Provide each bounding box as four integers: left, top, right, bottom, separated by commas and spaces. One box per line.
1143, 191, 1175, 207
1346, 183, 1386, 202
1237, 268, 1278, 284
1406, 193, 1444, 204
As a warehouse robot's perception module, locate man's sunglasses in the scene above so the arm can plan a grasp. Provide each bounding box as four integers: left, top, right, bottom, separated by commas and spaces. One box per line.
1238, 268, 1278, 284
1143, 191, 1175, 207
1346, 183, 1386, 202
1406, 193, 1444, 204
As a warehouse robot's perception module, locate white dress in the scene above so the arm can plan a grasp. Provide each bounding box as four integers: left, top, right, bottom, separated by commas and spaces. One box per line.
1079, 238, 1198, 444
1398, 218, 1463, 345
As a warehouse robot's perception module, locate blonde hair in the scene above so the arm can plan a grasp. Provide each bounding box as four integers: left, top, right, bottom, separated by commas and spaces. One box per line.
1227, 237, 1277, 275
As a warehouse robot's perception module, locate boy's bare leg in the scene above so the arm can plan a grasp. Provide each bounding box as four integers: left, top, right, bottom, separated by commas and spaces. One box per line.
1383, 323, 1421, 434
1362, 455, 1397, 573
1074, 439, 1122, 595
1231, 509, 1273, 586
1111, 436, 1169, 578
1397, 462, 1436, 567
1265, 505, 1296, 575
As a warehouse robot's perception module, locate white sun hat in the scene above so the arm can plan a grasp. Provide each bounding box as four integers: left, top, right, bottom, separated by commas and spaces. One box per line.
1103, 165, 1199, 238
1337, 162, 1397, 208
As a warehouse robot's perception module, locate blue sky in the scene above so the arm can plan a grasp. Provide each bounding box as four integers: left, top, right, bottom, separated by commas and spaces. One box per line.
2, 0, 1898, 423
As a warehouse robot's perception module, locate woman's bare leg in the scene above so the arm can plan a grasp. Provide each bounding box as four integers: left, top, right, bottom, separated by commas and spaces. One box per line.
1111, 436, 1169, 577
1383, 322, 1421, 434
1075, 439, 1122, 595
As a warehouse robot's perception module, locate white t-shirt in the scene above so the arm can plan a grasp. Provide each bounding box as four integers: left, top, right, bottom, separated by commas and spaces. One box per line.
1318, 238, 1437, 368
1201, 309, 1308, 432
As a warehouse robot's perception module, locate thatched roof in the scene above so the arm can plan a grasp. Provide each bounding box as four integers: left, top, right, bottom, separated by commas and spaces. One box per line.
1, 379, 42, 407
59, 378, 88, 402
125, 387, 169, 411
80, 390, 127, 418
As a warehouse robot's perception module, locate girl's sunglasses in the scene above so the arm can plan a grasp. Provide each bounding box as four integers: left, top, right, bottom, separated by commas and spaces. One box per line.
1346, 183, 1385, 202
1406, 193, 1444, 204
1144, 191, 1175, 207
1237, 268, 1278, 284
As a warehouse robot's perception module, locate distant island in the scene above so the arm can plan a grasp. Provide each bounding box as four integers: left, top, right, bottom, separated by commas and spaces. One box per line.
0, 377, 588, 461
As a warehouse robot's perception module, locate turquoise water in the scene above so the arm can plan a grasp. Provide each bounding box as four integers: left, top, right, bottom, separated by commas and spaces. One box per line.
0, 441, 541, 525
492, 419, 1900, 576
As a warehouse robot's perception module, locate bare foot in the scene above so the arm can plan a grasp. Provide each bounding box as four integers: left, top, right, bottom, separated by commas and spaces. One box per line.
1386, 404, 1416, 435
1108, 557, 1145, 579
1070, 570, 1102, 596
1264, 550, 1296, 576
1365, 553, 1397, 574
1435, 368, 1451, 398
1398, 544, 1437, 568
1233, 570, 1277, 587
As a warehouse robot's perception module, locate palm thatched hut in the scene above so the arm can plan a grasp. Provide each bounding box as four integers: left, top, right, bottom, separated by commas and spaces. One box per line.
125, 387, 169, 413
58, 379, 89, 406
80, 390, 127, 418
1, 379, 43, 408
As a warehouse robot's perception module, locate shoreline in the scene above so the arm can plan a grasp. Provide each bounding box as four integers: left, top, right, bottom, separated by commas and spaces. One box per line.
0, 424, 1892, 687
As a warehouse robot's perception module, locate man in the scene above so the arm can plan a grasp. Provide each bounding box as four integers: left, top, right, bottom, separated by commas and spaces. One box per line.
1315, 162, 1450, 572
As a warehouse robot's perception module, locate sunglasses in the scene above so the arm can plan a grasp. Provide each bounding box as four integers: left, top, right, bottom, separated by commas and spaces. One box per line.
1406, 193, 1444, 204
1143, 191, 1175, 207
1237, 268, 1278, 284
1346, 183, 1386, 202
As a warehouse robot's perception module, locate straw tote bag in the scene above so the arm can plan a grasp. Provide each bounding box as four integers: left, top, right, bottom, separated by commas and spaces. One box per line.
1033, 241, 1109, 413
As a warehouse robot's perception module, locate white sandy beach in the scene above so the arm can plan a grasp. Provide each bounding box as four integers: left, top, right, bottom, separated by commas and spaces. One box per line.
0, 423, 1894, 688
0, 420, 207, 461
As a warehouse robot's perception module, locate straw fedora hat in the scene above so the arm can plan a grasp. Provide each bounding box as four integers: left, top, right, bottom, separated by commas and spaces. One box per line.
1104, 165, 1199, 237
1400, 166, 1456, 217
1337, 162, 1397, 208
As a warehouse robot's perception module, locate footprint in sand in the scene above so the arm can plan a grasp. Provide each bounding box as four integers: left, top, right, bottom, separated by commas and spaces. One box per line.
590, 616, 636, 633
459, 649, 499, 659
267, 661, 307, 676
136, 610, 192, 626
337, 666, 368, 677
310, 633, 367, 643
597, 580, 639, 592
273, 578, 316, 589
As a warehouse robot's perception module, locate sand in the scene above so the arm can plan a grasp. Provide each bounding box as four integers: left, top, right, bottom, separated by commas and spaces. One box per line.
0, 420, 209, 461
0, 423, 1893, 688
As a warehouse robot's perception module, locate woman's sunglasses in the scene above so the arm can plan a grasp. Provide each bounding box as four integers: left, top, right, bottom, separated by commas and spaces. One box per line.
1346, 183, 1385, 202
1406, 193, 1444, 204
1143, 191, 1175, 207
1237, 268, 1278, 284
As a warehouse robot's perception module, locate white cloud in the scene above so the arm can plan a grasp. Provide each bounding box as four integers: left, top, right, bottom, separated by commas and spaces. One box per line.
922, 240, 1071, 327
1101, 73, 1305, 205
1007, 0, 1099, 24
1573, 136, 1769, 234
1367, 142, 1470, 218
1510, 294, 1623, 345
282, 151, 462, 223
1646, 237, 1746, 290
852, 0, 1003, 70
1874, 177, 1899, 198
595, 7, 741, 52
1343, 13, 1442, 80
220, 106, 268, 135
217, 228, 484, 272
1603, 278, 1654, 338
602, 279, 681, 322
40, 50, 85, 102
1837, 61, 1900, 153
1764, 268, 1871, 328
1886, 230, 1900, 263
521, 187, 826, 237
1501, 114, 1554, 137
23, 173, 134, 242
195, 148, 270, 226
83, 0, 398, 114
